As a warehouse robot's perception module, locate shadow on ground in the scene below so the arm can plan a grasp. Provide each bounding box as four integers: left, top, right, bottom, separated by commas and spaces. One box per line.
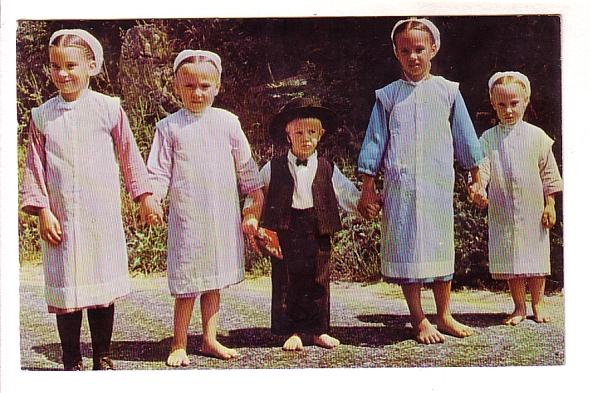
27, 312, 513, 367
357, 312, 507, 328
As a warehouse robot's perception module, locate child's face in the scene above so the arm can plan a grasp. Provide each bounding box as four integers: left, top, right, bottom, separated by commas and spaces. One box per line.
490, 83, 529, 126
285, 117, 325, 159
394, 29, 437, 82
49, 46, 95, 101
174, 62, 220, 113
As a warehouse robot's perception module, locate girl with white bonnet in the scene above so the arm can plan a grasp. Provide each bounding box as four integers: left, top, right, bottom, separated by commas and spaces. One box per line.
473, 71, 563, 325
20, 29, 163, 370
357, 18, 484, 344
146, 49, 264, 365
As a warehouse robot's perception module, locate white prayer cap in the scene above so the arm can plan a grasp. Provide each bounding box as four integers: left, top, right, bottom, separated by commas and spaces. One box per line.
49, 29, 103, 76
488, 71, 531, 97
173, 49, 222, 75
391, 18, 441, 53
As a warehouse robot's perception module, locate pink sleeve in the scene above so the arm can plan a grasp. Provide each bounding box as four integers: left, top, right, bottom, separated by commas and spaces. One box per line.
539, 144, 563, 196
146, 126, 173, 201
111, 108, 153, 201
229, 120, 264, 196
20, 119, 50, 215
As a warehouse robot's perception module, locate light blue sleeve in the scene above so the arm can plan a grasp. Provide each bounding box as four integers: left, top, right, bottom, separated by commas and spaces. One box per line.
451, 90, 484, 169
332, 164, 360, 215
357, 98, 389, 176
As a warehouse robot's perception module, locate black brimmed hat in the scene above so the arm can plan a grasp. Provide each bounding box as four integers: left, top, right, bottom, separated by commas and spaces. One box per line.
269, 97, 337, 144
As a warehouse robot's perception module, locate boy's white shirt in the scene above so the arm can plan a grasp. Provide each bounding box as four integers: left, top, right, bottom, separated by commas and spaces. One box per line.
244, 150, 360, 215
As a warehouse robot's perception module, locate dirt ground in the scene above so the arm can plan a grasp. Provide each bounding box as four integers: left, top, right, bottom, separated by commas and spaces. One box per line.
19, 262, 564, 370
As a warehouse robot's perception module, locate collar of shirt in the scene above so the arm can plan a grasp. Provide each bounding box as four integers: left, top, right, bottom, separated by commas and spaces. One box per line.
288, 150, 318, 171
401, 74, 432, 87
181, 107, 210, 121
287, 150, 318, 209
498, 119, 524, 133
56, 88, 90, 111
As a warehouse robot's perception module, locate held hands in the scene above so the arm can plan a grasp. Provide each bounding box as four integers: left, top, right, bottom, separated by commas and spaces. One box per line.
39, 208, 62, 246
468, 181, 488, 209
139, 194, 165, 226
358, 178, 382, 220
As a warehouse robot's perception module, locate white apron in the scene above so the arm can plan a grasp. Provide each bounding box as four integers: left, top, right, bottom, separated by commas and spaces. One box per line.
148, 108, 263, 295
480, 121, 562, 276
27, 90, 136, 309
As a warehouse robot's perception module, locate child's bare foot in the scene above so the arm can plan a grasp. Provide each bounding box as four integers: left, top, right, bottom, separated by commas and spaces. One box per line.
201, 340, 239, 360
436, 315, 474, 338
414, 318, 445, 344
313, 334, 340, 349
282, 334, 303, 351
503, 310, 527, 325
532, 303, 551, 323
166, 348, 190, 367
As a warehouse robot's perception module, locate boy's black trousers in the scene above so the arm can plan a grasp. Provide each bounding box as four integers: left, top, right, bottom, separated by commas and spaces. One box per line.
271, 208, 331, 336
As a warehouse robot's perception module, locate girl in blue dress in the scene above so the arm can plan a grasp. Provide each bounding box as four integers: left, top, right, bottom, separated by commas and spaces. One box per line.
357, 18, 484, 344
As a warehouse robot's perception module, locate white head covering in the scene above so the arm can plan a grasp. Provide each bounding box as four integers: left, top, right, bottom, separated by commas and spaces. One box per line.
488, 71, 531, 97
173, 49, 222, 75
391, 18, 441, 53
49, 29, 103, 76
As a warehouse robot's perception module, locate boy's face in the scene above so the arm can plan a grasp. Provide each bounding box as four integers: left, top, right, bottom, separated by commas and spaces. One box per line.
174, 62, 220, 113
394, 29, 437, 82
49, 46, 95, 102
285, 117, 325, 159
490, 83, 529, 126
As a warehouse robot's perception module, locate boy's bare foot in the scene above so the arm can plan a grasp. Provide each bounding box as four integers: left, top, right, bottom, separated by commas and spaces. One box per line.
503, 310, 527, 325
166, 348, 190, 367
436, 315, 474, 338
282, 334, 304, 351
532, 303, 551, 323
201, 340, 239, 360
414, 318, 445, 344
313, 334, 340, 349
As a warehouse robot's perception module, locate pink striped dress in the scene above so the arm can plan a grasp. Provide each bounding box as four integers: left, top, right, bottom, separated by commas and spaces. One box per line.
20, 89, 153, 313
147, 107, 264, 297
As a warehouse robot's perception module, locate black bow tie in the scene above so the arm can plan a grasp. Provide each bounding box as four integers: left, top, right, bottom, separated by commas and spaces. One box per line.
295, 158, 308, 167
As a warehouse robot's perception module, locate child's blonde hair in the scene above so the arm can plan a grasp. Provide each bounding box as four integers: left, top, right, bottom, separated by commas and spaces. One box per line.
50, 34, 95, 62
390, 18, 440, 53
488, 71, 531, 100
489, 76, 531, 100
392, 21, 435, 46
174, 54, 222, 84
49, 29, 103, 76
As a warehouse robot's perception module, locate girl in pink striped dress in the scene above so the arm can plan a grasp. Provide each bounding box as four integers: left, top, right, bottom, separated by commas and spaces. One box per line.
474, 71, 563, 325
146, 50, 264, 365
20, 29, 162, 370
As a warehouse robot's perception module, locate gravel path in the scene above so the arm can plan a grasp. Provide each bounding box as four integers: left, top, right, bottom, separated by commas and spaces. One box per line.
19, 263, 564, 370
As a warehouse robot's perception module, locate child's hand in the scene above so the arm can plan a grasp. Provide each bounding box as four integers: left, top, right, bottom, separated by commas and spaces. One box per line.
242, 215, 261, 254
468, 182, 488, 209
364, 202, 381, 219
542, 204, 557, 228
39, 208, 62, 246
358, 184, 381, 219
139, 194, 164, 226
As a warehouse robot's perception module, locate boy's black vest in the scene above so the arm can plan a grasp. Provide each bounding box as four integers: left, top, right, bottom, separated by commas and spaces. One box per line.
262, 155, 342, 235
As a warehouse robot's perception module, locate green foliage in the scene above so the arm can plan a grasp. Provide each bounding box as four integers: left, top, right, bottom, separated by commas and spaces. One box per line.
331, 215, 382, 281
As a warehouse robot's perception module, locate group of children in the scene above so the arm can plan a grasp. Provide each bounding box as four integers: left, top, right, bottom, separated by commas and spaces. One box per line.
20, 18, 562, 370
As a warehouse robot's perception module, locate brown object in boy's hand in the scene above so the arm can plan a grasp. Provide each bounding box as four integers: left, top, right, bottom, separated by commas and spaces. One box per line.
257, 227, 283, 260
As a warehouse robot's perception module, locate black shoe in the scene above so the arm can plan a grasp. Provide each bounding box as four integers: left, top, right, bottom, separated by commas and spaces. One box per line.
64, 360, 84, 371
93, 356, 114, 370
